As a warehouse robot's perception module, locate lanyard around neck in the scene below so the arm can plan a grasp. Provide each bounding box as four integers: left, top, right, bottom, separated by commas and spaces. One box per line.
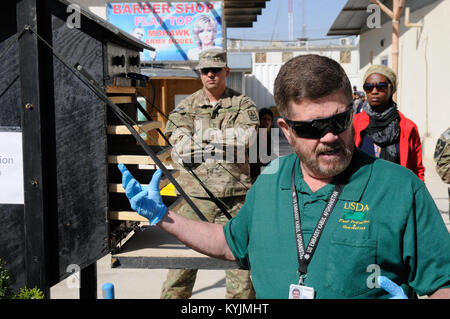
291, 160, 344, 277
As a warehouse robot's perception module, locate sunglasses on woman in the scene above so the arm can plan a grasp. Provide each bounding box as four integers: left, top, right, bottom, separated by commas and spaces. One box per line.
363, 82, 389, 93
284, 108, 353, 139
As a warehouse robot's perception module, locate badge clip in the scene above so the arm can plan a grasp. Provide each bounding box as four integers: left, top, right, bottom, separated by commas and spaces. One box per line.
298, 273, 307, 286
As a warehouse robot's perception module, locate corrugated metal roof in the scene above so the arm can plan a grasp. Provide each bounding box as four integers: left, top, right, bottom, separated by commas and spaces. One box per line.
224, 0, 271, 28
327, 0, 388, 36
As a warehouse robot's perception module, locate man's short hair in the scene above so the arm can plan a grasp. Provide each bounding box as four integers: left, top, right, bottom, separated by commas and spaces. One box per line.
274, 54, 353, 118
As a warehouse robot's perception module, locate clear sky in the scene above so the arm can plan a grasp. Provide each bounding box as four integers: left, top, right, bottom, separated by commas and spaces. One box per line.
226, 0, 348, 41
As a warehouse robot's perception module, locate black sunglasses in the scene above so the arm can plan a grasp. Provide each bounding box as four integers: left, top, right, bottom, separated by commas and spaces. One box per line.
284, 108, 353, 139
363, 82, 389, 93
200, 67, 223, 75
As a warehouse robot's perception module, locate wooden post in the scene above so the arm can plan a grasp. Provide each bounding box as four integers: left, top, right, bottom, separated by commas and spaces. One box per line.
370, 0, 406, 100
16, 0, 52, 296
160, 79, 168, 146
370, 0, 406, 76
392, 0, 405, 77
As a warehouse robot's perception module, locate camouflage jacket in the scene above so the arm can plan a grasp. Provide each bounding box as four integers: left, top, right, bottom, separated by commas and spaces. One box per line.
165, 87, 259, 197
434, 127, 450, 184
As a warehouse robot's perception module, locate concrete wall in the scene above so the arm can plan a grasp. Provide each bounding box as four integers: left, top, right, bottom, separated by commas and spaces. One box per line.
359, 0, 449, 158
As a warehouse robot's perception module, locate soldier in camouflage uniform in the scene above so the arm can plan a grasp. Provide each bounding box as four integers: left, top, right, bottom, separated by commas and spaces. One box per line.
434, 127, 450, 216
161, 49, 259, 299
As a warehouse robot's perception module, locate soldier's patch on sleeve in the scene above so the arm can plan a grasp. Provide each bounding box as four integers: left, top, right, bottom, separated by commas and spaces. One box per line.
247, 109, 258, 122
173, 105, 185, 113
434, 128, 450, 161
434, 138, 446, 161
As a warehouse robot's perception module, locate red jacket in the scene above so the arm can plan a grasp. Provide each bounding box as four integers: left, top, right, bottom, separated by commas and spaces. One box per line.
353, 110, 425, 181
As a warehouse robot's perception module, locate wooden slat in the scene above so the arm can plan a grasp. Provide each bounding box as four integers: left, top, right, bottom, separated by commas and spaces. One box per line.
109, 96, 133, 104
106, 86, 137, 94
108, 155, 156, 165
108, 153, 174, 165
109, 184, 124, 192
138, 164, 175, 170
109, 211, 148, 222
107, 121, 162, 135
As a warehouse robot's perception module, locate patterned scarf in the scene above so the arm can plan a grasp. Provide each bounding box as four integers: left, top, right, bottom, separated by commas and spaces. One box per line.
363, 102, 401, 163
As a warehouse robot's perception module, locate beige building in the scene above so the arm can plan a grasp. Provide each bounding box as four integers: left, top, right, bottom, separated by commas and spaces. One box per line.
329, 0, 450, 159
227, 40, 360, 109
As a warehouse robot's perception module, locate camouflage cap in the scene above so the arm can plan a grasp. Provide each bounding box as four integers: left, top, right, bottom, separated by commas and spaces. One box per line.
196, 48, 228, 70
363, 64, 397, 93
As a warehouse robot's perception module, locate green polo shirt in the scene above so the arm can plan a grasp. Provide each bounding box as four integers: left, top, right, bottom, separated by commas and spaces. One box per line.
224, 149, 450, 299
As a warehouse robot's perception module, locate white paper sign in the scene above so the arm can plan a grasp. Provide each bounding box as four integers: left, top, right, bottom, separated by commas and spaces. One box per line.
0, 131, 24, 204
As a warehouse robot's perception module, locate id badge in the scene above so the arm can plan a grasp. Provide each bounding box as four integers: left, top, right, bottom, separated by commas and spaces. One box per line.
289, 284, 315, 299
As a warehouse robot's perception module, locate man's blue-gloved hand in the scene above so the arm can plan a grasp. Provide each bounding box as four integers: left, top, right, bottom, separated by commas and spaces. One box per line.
118, 164, 167, 226
377, 276, 408, 299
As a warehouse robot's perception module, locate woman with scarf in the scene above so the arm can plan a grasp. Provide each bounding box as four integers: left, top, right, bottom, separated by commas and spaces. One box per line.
353, 64, 425, 181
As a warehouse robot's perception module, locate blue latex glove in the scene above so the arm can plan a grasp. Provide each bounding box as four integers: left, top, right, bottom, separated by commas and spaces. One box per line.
118, 164, 167, 225
377, 276, 408, 299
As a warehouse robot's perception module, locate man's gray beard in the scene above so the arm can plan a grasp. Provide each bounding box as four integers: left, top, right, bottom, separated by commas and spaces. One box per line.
297, 141, 354, 179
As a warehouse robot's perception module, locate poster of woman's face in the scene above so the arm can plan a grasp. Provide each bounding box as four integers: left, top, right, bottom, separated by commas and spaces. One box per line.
194, 15, 217, 47
187, 15, 220, 60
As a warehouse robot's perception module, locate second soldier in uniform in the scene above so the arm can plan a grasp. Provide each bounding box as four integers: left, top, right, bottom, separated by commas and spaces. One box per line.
161, 49, 259, 299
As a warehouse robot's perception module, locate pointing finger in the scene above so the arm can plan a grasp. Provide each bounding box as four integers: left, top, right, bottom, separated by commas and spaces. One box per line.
121, 170, 133, 188
118, 164, 134, 188
118, 163, 129, 174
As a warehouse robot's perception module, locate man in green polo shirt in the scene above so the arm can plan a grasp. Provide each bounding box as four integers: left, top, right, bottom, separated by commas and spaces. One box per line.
118, 54, 450, 299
